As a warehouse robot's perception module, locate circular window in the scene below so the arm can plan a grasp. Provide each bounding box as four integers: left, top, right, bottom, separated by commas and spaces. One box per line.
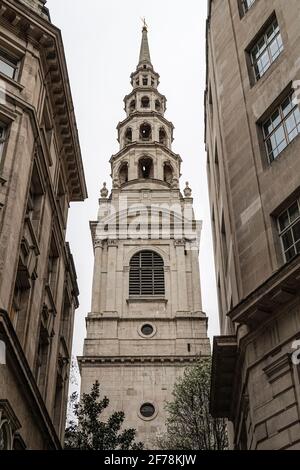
138, 322, 156, 338
140, 403, 155, 418
141, 324, 154, 336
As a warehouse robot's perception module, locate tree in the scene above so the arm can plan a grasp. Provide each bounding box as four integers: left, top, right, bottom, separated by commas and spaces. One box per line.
65, 381, 144, 450
156, 358, 228, 450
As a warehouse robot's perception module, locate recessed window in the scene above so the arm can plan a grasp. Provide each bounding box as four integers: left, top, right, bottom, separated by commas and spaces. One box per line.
140, 403, 155, 418
141, 324, 154, 336
241, 0, 256, 15
278, 199, 300, 262
0, 123, 7, 163
0, 51, 18, 80
250, 18, 283, 82
125, 127, 132, 144
140, 122, 152, 141
138, 157, 153, 179
0, 422, 11, 450
263, 93, 300, 162
155, 100, 161, 112
129, 250, 165, 296
159, 128, 167, 145
142, 76, 148, 86
119, 162, 128, 184
141, 96, 150, 108
164, 162, 173, 184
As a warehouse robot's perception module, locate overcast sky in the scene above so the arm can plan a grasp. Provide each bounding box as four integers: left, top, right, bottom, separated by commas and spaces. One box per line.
47, 0, 220, 359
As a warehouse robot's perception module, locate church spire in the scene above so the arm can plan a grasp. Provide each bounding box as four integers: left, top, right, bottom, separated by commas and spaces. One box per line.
138, 23, 152, 66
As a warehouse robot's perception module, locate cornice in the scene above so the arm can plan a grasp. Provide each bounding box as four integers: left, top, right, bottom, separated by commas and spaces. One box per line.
117, 111, 174, 131
0, 0, 87, 201
110, 142, 182, 163
78, 355, 207, 367
124, 87, 166, 103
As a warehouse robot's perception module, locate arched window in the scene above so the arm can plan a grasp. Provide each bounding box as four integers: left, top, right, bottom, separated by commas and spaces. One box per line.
164, 162, 173, 184
129, 251, 165, 296
0, 421, 12, 450
140, 123, 152, 141
129, 99, 136, 113
125, 128, 132, 144
155, 100, 161, 112
138, 157, 153, 179
119, 162, 128, 184
141, 96, 150, 108
159, 128, 167, 145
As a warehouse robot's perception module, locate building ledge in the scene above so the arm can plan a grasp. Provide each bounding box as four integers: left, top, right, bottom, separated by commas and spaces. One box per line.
78, 354, 208, 369
210, 335, 238, 419
228, 255, 300, 327
127, 297, 167, 304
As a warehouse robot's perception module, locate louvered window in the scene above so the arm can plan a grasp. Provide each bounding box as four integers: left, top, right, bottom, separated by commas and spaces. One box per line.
129, 251, 165, 296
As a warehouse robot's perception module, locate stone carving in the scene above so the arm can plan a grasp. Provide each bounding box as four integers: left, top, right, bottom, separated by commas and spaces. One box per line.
100, 182, 109, 198
184, 182, 192, 197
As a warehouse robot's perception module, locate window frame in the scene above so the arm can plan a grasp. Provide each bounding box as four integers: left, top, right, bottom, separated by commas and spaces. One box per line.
240, 0, 256, 16
0, 50, 19, 81
129, 250, 165, 297
0, 122, 7, 164
249, 17, 283, 83
277, 198, 300, 263
263, 92, 300, 163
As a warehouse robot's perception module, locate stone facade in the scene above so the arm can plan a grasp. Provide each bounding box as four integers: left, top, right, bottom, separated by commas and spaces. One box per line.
79, 27, 210, 448
206, 0, 300, 450
0, 0, 87, 449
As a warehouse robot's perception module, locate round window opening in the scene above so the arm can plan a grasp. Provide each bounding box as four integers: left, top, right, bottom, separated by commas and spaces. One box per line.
140, 403, 155, 418
141, 324, 154, 336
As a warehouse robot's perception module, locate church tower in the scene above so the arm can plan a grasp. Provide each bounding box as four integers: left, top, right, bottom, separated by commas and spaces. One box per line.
79, 26, 210, 447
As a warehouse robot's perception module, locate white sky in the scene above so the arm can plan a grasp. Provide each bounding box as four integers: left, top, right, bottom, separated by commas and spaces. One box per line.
47, 0, 220, 359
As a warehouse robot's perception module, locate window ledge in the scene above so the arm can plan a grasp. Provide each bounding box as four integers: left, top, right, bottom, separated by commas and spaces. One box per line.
127, 297, 167, 304
0, 72, 24, 92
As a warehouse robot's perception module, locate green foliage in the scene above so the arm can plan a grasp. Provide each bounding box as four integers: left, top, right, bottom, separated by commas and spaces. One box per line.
65, 381, 144, 450
157, 358, 228, 450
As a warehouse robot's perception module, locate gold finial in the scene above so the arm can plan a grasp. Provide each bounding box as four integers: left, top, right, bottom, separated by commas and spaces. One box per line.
141, 17, 148, 30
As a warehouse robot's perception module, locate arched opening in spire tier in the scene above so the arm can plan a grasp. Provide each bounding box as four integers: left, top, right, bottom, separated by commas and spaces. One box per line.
141, 96, 150, 108
164, 162, 173, 184
155, 99, 161, 112
138, 157, 154, 179
159, 127, 167, 146
119, 162, 129, 184
125, 128, 132, 145
140, 123, 152, 141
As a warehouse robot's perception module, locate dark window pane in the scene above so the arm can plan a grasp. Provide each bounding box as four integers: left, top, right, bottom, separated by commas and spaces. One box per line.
141, 324, 154, 336
140, 403, 155, 418
285, 246, 296, 262
288, 202, 299, 223
282, 230, 293, 250
292, 221, 300, 243
278, 211, 289, 232
282, 97, 293, 116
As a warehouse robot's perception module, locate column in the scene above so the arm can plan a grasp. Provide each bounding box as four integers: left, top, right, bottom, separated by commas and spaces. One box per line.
91, 240, 103, 313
